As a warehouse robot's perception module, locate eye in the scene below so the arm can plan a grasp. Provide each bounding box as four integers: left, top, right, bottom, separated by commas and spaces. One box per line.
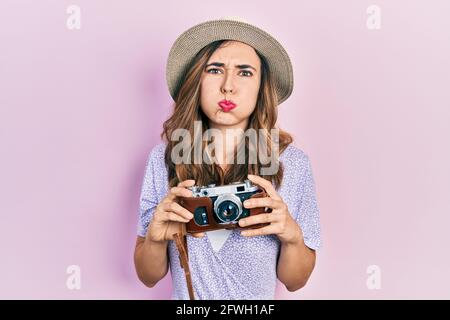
240, 70, 253, 77
206, 68, 222, 74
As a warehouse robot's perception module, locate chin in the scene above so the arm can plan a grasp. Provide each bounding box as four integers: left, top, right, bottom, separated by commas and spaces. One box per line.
203, 106, 245, 124
211, 118, 239, 127
210, 114, 241, 125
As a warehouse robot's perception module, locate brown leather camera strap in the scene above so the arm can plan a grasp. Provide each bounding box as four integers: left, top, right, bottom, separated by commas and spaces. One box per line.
173, 224, 195, 300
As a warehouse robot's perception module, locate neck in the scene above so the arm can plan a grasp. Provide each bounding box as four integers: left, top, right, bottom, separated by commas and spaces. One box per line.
208, 119, 249, 168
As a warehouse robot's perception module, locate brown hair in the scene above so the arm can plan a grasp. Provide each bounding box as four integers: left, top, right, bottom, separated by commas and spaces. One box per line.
161, 40, 293, 189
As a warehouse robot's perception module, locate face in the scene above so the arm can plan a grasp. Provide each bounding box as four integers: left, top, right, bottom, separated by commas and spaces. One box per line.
200, 40, 261, 130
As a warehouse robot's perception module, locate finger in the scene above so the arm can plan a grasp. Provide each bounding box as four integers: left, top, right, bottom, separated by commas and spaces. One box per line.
162, 202, 194, 220
247, 174, 281, 200
178, 179, 196, 188
169, 186, 194, 199
238, 213, 274, 228
165, 211, 190, 223
240, 225, 277, 237
190, 232, 205, 238
243, 197, 282, 210
165, 180, 195, 201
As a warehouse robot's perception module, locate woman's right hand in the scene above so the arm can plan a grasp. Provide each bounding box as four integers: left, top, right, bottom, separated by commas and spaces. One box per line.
146, 179, 205, 243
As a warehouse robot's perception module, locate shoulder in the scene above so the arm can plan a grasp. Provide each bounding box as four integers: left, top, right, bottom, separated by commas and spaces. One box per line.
147, 142, 167, 163
144, 142, 168, 176
280, 143, 311, 169
142, 142, 169, 194
278, 143, 314, 189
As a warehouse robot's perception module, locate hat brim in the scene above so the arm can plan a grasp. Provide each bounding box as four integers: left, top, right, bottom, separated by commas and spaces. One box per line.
166, 19, 294, 105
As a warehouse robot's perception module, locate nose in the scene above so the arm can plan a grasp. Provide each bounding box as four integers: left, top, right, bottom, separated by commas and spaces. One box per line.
221, 87, 233, 94
220, 72, 234, 95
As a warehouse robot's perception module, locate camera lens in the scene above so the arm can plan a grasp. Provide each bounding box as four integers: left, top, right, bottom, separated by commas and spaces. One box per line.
213, 193, 243, 223
216, 201, 239, 221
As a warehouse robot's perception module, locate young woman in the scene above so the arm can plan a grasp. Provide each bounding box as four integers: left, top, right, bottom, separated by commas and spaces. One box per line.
134, 17, 321, 299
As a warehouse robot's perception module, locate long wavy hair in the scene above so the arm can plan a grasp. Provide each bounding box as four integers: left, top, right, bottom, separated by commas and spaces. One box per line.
161, 40, 293, 189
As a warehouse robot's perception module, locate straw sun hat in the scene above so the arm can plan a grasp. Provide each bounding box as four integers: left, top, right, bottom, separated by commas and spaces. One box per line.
166, 16, 294, 105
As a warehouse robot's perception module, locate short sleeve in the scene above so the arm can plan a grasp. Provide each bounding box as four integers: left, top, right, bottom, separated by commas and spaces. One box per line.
294, 153, 322, 251
136, 148, 160, 238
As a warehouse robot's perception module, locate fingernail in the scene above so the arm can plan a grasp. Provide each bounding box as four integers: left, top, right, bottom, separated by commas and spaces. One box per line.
241, 231, 247, 236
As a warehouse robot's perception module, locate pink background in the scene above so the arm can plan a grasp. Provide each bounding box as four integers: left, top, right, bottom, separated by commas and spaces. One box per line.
1, 0, 449, 299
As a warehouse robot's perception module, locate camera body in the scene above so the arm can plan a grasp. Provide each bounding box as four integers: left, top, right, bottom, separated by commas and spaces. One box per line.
179, 180, 270, 233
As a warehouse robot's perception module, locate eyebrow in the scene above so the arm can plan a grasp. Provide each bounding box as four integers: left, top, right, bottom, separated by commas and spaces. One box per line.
205, 62, 257, 72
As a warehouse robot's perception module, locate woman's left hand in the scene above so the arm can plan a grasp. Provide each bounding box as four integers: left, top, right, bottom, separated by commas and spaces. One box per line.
238, 174, 303, 245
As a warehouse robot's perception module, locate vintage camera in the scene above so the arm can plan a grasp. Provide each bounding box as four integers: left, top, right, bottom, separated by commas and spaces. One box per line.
179, 180, 270, 233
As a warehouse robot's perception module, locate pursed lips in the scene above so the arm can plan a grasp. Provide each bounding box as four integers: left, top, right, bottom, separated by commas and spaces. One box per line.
218, 99, 237, 112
